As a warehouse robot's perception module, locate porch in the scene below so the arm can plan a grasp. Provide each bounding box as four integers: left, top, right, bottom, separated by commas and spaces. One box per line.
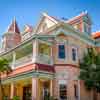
1, 37, 54, 70
1, 74, 53, 100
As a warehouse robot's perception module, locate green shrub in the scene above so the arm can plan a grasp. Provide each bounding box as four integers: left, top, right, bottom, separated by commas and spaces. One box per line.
13, 96, 20, 100
3, 96, 8, 100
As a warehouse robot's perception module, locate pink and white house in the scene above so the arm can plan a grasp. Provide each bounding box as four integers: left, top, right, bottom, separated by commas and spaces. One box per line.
0, 12, 100, 100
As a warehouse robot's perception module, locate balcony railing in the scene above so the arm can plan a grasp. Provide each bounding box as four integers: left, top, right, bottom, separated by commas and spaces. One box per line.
14, 54, 32, 68
9, 53, 53, 69
36, 53, 53, 65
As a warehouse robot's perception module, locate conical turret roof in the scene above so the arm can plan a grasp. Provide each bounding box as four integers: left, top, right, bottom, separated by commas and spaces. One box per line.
7, 18, 20, 33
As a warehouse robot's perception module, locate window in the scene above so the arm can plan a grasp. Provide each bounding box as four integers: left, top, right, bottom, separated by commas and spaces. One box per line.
59, 84, 67, 99
58, 45, 65, 59
74, 84, 78, 99
72, 48, 77, 61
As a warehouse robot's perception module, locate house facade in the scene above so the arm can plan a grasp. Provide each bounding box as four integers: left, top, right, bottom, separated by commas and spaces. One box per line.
0, 12, 100, 100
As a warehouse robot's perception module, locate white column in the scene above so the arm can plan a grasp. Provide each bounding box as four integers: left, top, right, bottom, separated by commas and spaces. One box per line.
78, 80, 80, 100
32, 39, 38, 63
32, 77, 39, 100
50, 46, 53, 65
50, 80, 53, 97
10, 82, 14, 99
12, 51, 16, 69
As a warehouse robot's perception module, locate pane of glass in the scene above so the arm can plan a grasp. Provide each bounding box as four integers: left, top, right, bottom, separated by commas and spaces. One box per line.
72, 48, 76, 61
58, 45, 65, 59
59, 84, 67, 99
74, 84, 78, 98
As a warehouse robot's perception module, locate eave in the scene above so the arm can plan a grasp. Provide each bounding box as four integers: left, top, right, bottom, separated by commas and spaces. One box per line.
0, 34, 55, 57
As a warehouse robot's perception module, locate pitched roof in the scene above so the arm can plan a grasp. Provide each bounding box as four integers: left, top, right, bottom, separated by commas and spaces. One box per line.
66, 11, 88, 24
7, 18, 20, 33
42, 12, 58, 24
92, 31, 100, 39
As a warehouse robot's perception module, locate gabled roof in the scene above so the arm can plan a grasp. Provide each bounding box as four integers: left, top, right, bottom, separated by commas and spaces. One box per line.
42, 12, 58, 24
34, 12, 58, 33
7, 18, 20, 33
66, 11, 90, 24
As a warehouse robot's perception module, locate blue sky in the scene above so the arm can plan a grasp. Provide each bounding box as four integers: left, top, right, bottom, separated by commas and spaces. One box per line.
0, 0, 100, 36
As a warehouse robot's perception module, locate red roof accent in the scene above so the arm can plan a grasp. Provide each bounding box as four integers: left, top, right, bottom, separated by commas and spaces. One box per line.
23, 24, 33, 33
7, 18, 20, 33
67, 12, 87, 24
1, 63, 54, 79
92, 32, 100, 39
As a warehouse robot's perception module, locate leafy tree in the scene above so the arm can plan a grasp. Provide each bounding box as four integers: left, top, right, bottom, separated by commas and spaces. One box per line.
0, 58, 12, 100
79, 48, 100, 100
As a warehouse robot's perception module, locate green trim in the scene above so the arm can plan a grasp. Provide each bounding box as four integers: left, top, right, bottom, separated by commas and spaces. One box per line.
53, 26, 95, 46
0, 34, 55, 56
2, 70, 54, 84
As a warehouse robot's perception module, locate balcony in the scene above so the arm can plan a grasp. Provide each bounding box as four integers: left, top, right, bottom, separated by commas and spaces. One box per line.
13, 53, 52, 68
1, 39, 53, 69
14, 54, 32, 68
36, 53, 53, 65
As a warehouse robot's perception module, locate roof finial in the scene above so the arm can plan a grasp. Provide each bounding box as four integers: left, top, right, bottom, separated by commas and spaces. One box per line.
13, 16, 16, 32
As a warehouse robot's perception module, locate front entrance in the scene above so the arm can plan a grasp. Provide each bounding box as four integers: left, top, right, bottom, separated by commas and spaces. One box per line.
23, 85, 32, 100
22, 79, 52, 100
41, 81, 50, 100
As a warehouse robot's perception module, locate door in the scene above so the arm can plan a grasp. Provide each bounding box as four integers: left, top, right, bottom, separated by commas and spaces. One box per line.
23, 86, 32, 100
42, 82, 50, 100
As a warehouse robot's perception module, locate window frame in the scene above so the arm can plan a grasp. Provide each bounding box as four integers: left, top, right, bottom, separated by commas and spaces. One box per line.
59, 83, 67, 99
72, 47, 78, 61
74, 84, 78, 99
58, 44, 66, 59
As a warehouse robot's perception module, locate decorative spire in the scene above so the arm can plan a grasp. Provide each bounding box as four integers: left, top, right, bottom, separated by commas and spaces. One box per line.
7, 17, 20, 33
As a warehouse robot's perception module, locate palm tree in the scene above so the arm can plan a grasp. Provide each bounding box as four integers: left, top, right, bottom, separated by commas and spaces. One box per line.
79, 48, 100, 100
0, 58, 12, 100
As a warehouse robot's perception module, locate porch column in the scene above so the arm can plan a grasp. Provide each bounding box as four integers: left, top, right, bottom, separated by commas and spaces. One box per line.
50, 80, 53, 97
32, 39, 38, 63
50, 46, 53, 65
12, 51, 16, 69
10, 83, 14, 99
78, 80, 80, 100
32, 77, 39, 100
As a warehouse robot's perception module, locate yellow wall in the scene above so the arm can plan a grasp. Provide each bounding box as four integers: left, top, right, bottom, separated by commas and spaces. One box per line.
38, 43, 51, 56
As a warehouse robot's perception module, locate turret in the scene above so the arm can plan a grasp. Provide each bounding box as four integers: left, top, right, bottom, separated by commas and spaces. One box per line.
2, 18, 21, 50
